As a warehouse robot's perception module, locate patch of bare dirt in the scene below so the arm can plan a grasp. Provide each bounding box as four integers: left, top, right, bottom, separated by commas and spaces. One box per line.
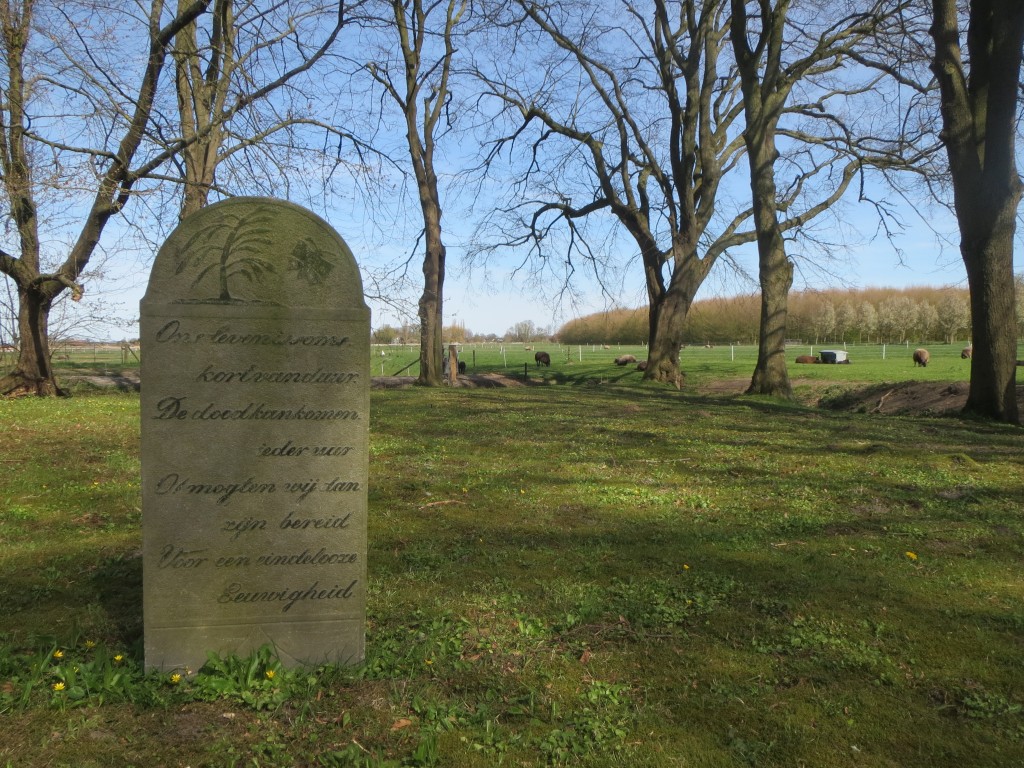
61, 368, 142, 392
820, 381, 973, 416
698, 376, 1024, 417
371, 373, 537, 388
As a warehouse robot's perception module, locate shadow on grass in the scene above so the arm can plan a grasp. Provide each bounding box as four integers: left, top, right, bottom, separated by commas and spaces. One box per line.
92, 552, 144, 656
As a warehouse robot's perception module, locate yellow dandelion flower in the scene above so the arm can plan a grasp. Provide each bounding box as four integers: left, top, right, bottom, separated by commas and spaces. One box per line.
52, 649, 64, 659
905, 551, 918, 561
265, 670, 276, 680
52, 682, 66, 691
84, 640, 96, 649
683, 564, 691, 570
113, 654, 124, 663
169, 673, 182, 685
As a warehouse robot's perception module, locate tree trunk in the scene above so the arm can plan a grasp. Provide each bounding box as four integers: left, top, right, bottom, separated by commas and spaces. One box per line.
744, 137, 793, 399
417, 219, 446, 386
643, 259, 697, 388
0, 285, 65, 396
961, 197, 1020, 422
930, 0, 1023, 424
748, 250, 793, 398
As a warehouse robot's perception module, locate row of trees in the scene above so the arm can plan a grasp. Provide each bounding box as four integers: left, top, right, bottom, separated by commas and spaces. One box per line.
556, 283, 1024, 346
0, 0, 1021, 421
371, 319, 551, 345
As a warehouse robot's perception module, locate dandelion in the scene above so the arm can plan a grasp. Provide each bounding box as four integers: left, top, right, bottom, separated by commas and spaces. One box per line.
682, 564, 691, 571
169, 673, 182, 685
113, 654, 124, 664
905, 551, 918, 561
265, 670, 276, 680
52, 649, 64, 660
52, 682, 65, 691
84, 640, 96, 649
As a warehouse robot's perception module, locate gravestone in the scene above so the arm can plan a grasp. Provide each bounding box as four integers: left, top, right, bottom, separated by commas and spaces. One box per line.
140, 198, 369, 673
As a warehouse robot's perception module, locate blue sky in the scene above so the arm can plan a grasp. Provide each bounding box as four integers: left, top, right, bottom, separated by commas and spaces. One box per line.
76, 187, 1011, 342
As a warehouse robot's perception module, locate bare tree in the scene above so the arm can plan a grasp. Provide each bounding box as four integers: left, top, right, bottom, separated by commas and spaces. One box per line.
170, 0, 359, 220
477, 0, 758, 387
360, 0, 469, 386
929, 0, 1023, 423
0, 0, 211, 396
729, 0, 930, 398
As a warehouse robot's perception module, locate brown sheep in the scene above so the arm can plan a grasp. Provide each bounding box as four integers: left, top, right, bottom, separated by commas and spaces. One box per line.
636, 360, 648, 371
795, 355, 820, 364
534, 351, 551, 367
961, 346, 973, 359
615, 354, 637, 366
913, 348, 930, 367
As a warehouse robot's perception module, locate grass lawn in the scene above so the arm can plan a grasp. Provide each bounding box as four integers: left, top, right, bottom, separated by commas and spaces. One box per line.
1, 372, 1022, 766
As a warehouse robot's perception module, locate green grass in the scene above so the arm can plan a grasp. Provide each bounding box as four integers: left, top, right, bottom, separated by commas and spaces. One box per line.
375, 340, 997, 389
1, 380, 1023, 766
53, 339, 1002, 391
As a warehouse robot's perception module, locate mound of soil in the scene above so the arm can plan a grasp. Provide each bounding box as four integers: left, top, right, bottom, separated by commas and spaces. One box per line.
818, 380, 1024, 416
695, 376, 1024, 417
818, 381, 971, 416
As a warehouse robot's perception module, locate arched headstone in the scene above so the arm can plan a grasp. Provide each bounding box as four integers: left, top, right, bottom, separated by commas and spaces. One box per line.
140, 198, 369, 673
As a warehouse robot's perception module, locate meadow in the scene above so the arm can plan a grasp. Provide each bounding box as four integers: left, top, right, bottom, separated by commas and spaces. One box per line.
372, 340, 982, 387
1, 347, 1022, 767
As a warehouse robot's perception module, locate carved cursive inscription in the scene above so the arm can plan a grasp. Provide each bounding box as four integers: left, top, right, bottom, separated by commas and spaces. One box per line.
196, 365, 359, 384
154, 396, 359, 421
218, 580, 359, 612
154, 319, 349, 347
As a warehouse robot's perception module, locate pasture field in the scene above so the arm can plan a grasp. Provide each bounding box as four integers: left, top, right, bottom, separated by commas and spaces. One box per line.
1, 373, 1023, 767
351, 340, 986, 387
42, 339, 993, 387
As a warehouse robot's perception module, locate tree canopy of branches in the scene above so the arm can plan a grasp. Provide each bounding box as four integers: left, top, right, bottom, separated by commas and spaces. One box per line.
0, 0, 211, 396
0, 0, 360, 396
729, 0, 908, 399
170, 0, 353, 220
476, 0, 926, 390
478, 0, 761, 387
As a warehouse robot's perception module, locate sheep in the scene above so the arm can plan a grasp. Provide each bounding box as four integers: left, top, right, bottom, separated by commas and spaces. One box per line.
913, 348, 930, 367
961, 346, 973, 359
636, 360, 648, 371
795, 355, 820, 364
534, 351, 551, 367
614, 354, 637, 366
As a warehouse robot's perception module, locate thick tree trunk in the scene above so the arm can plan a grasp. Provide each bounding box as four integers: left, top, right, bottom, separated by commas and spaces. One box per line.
961, 198, 1020, 422
180, 143, 218, 220
748, 252, 793, 398
0, 285, 65, 397
930, 0, 1023, 424
417, 223, 446, 386
745, 137, 794, 399
643, 261, 697, 388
